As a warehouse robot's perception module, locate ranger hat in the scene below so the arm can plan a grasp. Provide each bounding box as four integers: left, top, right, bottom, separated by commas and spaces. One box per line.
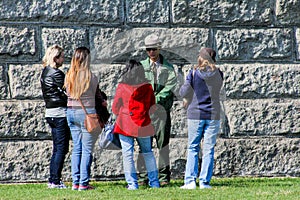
143, 34, 162, 49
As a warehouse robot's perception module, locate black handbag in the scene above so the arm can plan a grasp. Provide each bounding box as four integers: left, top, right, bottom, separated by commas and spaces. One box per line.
95, 89, 110, 125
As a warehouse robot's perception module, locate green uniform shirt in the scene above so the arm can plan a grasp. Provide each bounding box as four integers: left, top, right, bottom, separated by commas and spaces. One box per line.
140, 55, 177, 111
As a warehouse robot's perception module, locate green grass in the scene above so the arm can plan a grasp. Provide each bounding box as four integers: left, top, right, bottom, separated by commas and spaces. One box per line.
0, 177, 299, 200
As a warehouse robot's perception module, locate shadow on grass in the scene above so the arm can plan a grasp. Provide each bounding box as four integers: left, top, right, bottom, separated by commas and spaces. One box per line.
211, 177, 297, 188
92, 177, 297, 189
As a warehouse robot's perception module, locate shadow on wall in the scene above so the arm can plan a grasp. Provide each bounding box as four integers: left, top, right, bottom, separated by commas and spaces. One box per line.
111, 49, 191, 65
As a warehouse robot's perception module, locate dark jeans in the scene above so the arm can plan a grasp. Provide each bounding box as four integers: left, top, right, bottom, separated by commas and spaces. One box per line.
137, 110, 171, 183
46, 117, 70, 184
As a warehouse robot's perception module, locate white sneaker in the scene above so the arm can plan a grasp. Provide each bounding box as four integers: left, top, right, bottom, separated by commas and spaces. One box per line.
180, 182, 196, 189
199, 184, 212, 189
126, 185, 138, 190
49, 181, 67, 189
58, 181, 67, 189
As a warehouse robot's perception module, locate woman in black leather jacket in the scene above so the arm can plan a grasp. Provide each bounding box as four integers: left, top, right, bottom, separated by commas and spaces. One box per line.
40, 44, 70, 189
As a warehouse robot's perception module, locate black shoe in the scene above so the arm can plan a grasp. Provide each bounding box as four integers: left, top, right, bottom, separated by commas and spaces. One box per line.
160, 181, 170, 187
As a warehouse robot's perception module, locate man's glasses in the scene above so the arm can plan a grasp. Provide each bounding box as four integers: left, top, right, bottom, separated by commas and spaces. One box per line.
146, 48, 158, 52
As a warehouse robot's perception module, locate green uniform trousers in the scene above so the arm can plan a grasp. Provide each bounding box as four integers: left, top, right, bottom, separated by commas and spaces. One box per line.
137, 109, 171, 183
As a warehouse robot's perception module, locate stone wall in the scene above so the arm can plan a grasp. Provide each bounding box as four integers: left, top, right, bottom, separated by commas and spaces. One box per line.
0, 0, 299, 182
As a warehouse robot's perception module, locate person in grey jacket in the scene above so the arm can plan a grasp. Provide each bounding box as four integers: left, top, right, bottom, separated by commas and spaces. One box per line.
40, 44, 70, 189
179, 48, 223, 190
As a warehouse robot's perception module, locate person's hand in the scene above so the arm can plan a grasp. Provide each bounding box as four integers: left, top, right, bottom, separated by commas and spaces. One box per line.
183, 98, 189, 108
102, 100, 108, 107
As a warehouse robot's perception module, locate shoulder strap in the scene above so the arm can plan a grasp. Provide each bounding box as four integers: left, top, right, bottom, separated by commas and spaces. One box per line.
79, 98, 88, 115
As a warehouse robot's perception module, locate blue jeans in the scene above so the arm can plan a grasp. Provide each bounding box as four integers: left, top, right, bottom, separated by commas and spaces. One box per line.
184, 119, 220, 185
119, 134, 160, 189
67, 108, 99, 186
46, 117, 70, 184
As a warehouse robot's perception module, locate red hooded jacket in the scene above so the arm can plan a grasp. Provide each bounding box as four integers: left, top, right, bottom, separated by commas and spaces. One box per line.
112, 82, 155, 137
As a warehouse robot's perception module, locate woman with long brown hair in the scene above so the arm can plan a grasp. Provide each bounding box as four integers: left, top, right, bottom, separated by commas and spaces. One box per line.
65, 47, 106, 191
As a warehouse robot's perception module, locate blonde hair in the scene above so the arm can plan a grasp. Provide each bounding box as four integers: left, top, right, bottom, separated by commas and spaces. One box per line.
65, 47, 91, 100
42, 44, 64, 68
197, 56, 216, 71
